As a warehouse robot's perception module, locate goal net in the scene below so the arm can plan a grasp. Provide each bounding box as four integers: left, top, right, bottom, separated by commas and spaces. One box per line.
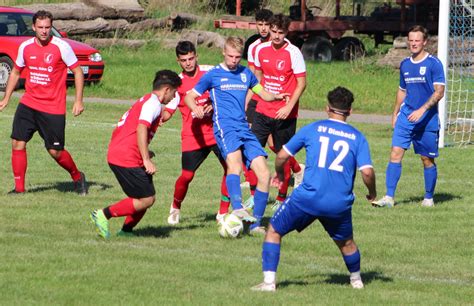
443, 0, 473, 146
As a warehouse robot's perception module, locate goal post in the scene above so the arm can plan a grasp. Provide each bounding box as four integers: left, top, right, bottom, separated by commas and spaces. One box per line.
438, 0, 474, 147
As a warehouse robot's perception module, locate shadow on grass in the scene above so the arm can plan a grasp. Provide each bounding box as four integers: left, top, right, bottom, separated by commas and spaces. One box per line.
134, 224, 200, 238
24, 181, 112, 194
396, 192, 461, 206
278, 270, 392, 288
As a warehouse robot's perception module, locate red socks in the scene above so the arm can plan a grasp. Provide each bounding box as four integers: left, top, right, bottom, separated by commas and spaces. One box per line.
289, 156, 301, 173
54, 150, 81, 181
106, 197, 137, 218
276, 160, 292, 202
12, 149, 27, 192
122, 210, 146, 231
172, 169, 195, 209
219, 175, 230, 214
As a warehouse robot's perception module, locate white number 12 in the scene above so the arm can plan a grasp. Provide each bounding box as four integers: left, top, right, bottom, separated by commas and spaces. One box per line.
318, 136, 349, 172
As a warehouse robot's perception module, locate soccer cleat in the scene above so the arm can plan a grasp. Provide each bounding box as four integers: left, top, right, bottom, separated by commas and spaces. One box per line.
74, 172, 88, 196
167, 207, 180, 225
371, 195, 395, 208
271, 200, 282, 212
421, 198, 434, 207
249, 226, 266, 236
216, 212, 226, 223
251, 282, 276, 292
232, 208, 256, 223
116, 230, 136, 237
350, 277, 364, 289
243, 196, 255, 209
90, 209, 110, 239
293, 164, 305, 188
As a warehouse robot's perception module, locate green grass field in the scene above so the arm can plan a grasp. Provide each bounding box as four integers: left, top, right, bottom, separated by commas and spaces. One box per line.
0, 99, 472, 305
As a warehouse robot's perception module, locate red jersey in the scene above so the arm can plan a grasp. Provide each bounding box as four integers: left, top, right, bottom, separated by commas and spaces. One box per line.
254, 40, 306, 119
165, 65, 215, 152
107, 93, 162, 168
247, 36, 269, 68
14, 36, 79, 115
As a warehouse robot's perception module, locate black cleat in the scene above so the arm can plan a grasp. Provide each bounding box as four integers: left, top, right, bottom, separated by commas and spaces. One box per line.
74, 172, 88, 196
7, 189, 25, 195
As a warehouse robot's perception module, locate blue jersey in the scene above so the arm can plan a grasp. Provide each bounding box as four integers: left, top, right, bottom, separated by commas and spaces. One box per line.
193, 64, 259, 131
283, 119, 373, 216
398, 54, 445, 131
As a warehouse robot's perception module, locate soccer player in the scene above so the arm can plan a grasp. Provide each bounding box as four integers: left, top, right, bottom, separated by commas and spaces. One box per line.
251, 13, 307, 211
162, 41, 230, 225
251, 87, 377, 292
184, 36, 289, 234
243, 10, 304, 209
372, 25, 445, 208
0, 10, 87, 195
90, 70, 181, 239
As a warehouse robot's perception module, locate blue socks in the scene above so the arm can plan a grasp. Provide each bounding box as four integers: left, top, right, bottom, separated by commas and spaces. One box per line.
343, 249, 361, 273
424, 165, 437, 199
386, 161, 402, 197
226, 174, 242, 210
262, 242, 280, 272
250, 189, 269, 229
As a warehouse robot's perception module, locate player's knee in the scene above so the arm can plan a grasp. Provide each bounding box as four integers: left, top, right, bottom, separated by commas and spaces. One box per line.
265, 224, 281, 243
180, 169, 195, 183
420, 156, 435, 167
390, 147, 404, 162
141, 196, 155, 208
48, 149, 62, 159
12, 139, 26, 150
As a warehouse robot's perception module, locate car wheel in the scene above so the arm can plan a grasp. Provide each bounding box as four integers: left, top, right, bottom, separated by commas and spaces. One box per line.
301, 36, 333, 62
0, 56, 15, 92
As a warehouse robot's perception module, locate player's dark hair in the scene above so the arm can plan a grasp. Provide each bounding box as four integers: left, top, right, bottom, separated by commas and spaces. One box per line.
255, 9, 273, 22
269, 13, 290, 32
409, 25, 429, 40
33, 10, 53, 25
175, 41, 196, 57
152, 70, 182, 90
327, 86, 354, 115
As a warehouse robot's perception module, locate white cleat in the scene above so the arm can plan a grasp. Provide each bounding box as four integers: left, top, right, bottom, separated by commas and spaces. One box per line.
251, 282, 276, 292
249, 226, 266, 236
232, 208, 257, 223
167, 207, 180, 225
371, 195, 395, 208
216, 212, 226, 223
421, 198, 434, 207
293, 164, 305, 188
350, 277, 364, 289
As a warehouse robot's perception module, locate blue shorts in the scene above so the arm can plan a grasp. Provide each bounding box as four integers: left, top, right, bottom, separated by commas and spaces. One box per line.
392, 123, 439, 158
270, 197, 353, 241
214, 125, 267, 168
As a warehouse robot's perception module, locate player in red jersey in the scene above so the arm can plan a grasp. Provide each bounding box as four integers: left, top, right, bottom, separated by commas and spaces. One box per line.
243, 10, 304, 209
90, 70, 181, 239
0, 10, 87, 195
250, 14, 307, 211
162, 41, 230, 225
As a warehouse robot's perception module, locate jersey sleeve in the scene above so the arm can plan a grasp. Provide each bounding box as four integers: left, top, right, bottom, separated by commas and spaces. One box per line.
283, 125, 309, 156
290, 48, 306, 76
14, 42, 28, 70
193, 70, 213, 96
432, 60, 446, 85
139, 97, 162, 127
165, 92, 179, 115
248, 69, 259, 89
254, 46, 262, 70
59, 40, 79, 69
356, 134, 373, 170
399, 62, 407, 90
247, 43, 256, 67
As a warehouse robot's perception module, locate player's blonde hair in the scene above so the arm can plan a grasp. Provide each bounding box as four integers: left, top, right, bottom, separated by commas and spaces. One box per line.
224, 36, 244, 54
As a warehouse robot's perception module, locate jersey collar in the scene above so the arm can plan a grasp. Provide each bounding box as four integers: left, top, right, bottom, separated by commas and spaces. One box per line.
410, 52, 429, 64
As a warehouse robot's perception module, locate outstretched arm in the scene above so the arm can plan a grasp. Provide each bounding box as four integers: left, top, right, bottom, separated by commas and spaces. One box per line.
184, 90, 205, 119
0, 67, 21, 111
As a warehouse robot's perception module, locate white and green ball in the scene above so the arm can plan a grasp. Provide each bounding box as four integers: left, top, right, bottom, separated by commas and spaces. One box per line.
218, 213, 244, 238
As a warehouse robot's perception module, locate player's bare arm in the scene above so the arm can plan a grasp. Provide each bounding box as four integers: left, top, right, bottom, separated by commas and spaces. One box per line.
137, 123, 156, 175
0, 67, 21, 111
255, 69, 263, 82
360, 167, 377, 202
392, 88, 406, 128
407, 84, 445, 123
275, 76, 306, 120
253, 84, 289, 103
71, 65, 85, 117
184, 90, 205, 119
161, 109, 173, 123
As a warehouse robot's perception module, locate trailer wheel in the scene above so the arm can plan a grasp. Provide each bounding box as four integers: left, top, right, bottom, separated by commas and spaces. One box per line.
301, 37, 333, 62
333, 37, 365, 61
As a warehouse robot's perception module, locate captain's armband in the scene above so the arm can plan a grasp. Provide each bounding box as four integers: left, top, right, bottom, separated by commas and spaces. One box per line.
251, 84, 263, 95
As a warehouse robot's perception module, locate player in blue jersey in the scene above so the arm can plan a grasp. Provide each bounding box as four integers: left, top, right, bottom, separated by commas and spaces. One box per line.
251, 87, 377, 291
372, 25, 445, 208
184, 36, 288, 234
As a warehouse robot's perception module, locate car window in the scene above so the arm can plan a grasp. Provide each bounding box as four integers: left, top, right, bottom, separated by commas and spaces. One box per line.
0, 13, 61, 37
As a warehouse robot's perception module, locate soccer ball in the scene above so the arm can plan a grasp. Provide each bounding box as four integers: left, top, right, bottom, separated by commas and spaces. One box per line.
218, 213, 243, 238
